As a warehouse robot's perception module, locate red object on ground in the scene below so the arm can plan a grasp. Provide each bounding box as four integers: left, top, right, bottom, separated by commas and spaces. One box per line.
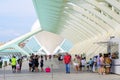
45, 67, 51, 73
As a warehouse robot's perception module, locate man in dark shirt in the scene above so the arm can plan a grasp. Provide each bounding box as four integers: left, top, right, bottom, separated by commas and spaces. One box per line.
0, 57, 3, 68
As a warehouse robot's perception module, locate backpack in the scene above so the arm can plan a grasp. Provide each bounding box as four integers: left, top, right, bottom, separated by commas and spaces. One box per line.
106, 58, 111, 64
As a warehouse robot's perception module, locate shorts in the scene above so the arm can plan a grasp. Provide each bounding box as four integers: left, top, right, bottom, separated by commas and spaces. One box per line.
82, 65, 85, 67
105, 63, 110, 67
12, 65, 16, 69
73, 62, 79, 66
29, 63, 32, 67
35, 63, 39, 67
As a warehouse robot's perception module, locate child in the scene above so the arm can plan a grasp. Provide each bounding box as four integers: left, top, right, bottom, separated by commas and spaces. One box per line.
16, 63, 20, 72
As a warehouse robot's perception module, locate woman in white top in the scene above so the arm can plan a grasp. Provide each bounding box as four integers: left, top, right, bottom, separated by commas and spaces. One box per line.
81, 57, 86, 71
73, 55, 80, 72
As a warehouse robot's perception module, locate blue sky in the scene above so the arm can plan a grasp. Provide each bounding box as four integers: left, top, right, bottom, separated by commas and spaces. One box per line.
0, 0, 37, 42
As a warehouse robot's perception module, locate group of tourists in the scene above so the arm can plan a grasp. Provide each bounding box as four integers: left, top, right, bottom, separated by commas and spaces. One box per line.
63, 52, 112, 75
28, 54, 44, 72
9, 55, 23, 73
0, 52, 113, 75
92, 53, 112, 75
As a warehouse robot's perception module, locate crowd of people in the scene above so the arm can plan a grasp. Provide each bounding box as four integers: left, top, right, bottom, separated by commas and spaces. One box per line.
62, 52, 112, 75
28, 54, 44, 72
0, 52, 113, 75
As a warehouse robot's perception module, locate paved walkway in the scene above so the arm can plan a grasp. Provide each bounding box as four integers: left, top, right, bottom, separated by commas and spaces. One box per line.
0, 58, 120, 80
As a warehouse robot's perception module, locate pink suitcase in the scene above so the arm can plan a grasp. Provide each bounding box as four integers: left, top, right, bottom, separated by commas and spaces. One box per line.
45, 67, 51, 73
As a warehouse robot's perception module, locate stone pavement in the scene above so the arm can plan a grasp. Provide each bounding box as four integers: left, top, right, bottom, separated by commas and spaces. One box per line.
0, 58, 120, 80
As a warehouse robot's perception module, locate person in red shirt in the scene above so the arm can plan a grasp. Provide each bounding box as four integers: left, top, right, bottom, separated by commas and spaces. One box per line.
63, 52, 71, 73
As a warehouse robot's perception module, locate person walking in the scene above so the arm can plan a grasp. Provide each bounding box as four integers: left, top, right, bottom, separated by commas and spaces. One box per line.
0, 57, 3, 68
17, 57, 23, 72
11, 56, 17, 73
40, 55, 44, 72
63, 53, 71, 73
